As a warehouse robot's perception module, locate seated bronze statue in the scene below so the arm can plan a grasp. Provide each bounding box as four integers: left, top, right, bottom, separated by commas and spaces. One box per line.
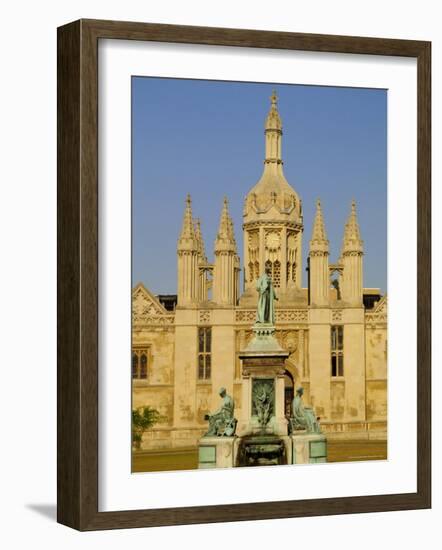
290, 387, 321, 434
204, 387, 237, 437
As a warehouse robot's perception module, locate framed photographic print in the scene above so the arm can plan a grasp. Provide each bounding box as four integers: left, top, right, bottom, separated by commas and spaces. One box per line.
57, 19, 431, 530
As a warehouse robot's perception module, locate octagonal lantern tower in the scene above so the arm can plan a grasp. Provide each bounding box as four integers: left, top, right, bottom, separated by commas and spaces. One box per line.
242, 92, 304, 300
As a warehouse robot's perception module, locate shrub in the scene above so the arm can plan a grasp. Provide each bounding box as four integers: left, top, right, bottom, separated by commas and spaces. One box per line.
132, 406, 164, 449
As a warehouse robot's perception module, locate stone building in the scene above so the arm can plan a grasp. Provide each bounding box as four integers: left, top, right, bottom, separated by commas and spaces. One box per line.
132, 92, 387, 450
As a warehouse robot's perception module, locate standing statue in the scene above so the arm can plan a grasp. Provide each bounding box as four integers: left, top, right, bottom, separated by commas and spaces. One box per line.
291, 387, 321, 434
256, 267, 278, 325
204, 387, 237, 437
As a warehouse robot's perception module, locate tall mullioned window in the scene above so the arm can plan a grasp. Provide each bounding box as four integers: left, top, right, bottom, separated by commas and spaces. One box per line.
132, 348, 149, 379
198, 327, 212, 379
331, 326, 344, 377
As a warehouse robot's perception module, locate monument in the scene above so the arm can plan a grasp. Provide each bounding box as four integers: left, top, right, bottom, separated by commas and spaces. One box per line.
198, 268, 327, 468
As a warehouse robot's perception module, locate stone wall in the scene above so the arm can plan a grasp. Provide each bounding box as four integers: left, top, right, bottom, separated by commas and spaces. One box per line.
133, 295, 388, 450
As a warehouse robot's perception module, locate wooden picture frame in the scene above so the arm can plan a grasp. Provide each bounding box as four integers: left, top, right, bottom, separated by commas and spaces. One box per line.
57, 19, 431, 531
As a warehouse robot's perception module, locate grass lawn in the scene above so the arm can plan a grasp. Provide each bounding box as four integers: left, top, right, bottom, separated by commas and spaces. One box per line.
132, 439, 387, 473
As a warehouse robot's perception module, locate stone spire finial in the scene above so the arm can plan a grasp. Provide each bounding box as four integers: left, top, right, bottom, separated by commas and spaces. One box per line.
309, 199, 329, 253
265, 89, 282, 132
177, 194, 199, 305
215, 197, 236, 252
342, 199, 363, 253
224, 198, 237, 251
311, 199, 328, 241
218, 197, 230, 237
340, 200, 364, 305
213, 197, 239, 304
178, 194, 197, 250
194, 218, 207, 262
227, 214, 237, 251
309, 199, 330, 306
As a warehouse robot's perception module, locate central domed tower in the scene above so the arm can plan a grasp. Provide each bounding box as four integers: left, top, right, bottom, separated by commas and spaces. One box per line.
242, 92, 304, 301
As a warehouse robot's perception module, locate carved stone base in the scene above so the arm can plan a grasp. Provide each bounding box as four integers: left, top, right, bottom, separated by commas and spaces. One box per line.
291, 432, 328, 464
241, 414, 288, 437
253, 322, 276, 337
198, 433, 326, 468
242, 322, 284, 353
198, 437, 238, 469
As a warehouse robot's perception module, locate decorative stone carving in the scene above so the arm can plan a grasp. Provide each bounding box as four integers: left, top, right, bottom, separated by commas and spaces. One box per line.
332, 309, 343, 322
138, 316, 174, 326
252, 379, 274, 428
132, 284, 175, 326
365, 296, 388, 326
275, 330, 298, 352
199, 310, 211, 324
236, 310, 257, 323
235, 309, 308, 324
276, 310, 308, 322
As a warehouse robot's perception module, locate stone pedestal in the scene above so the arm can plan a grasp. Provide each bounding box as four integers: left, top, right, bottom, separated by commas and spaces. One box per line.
198, 437, 238, 469
238, 323, 289, 437
291, 432, 327, 464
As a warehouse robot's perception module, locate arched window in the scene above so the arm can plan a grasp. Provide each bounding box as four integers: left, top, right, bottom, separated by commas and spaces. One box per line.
331, 326, 344, 377
198, 327, 212, 380
132, 347, 150, 380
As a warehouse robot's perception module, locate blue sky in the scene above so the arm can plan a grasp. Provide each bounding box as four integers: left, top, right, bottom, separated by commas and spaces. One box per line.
132, 77, 387, 294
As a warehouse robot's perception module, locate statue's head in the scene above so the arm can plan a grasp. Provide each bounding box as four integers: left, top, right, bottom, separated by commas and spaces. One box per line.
219, 387, 226, 397
265, 266, 271, 276
296, 387, 304, 396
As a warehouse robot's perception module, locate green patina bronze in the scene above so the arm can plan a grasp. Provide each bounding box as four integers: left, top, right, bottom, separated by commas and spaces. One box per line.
252, 379, 274, 428
203, 387, 237, 437
291, 387, 321, 434
309, 440, 327, 458
256, 268, 277, 325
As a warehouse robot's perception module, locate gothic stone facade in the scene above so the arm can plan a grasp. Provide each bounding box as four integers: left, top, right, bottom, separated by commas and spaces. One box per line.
132, 93, 387, 450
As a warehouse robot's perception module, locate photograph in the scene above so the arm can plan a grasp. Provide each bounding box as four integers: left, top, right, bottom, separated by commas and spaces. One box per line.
1, 0, 435, 540
131, 78, 388, 472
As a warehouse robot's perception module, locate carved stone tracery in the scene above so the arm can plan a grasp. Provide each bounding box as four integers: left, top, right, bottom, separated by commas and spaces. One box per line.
132, 285, 175, 326
365, 296, 388, 327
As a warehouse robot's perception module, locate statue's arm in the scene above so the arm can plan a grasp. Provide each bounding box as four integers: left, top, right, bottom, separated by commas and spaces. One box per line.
210, 404, 223, 416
